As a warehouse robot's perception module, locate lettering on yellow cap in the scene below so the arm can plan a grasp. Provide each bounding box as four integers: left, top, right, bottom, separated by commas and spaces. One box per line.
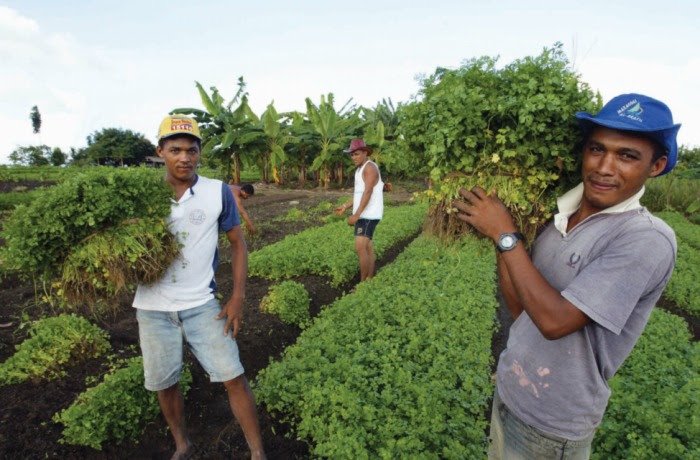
170, 120, 193, 131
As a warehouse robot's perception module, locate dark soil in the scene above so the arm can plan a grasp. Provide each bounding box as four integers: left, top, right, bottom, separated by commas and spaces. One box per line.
0, 183, 419, 459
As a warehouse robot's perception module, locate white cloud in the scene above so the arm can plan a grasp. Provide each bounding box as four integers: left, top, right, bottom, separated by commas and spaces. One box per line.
0, 6, 39, 38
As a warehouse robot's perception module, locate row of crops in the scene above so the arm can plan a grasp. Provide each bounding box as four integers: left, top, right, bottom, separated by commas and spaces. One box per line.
256, 234, 498, 458
249, 203, 428, 286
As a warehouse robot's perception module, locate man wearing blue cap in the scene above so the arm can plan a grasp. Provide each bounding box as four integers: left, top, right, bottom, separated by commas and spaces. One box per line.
454, 94, 680, 459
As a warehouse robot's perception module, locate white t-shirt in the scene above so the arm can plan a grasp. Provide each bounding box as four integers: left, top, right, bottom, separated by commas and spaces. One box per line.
132, 175, 240, 311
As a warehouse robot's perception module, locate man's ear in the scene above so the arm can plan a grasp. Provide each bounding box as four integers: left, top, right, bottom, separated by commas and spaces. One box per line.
156, 145, 164, 158
649, 156, 668, 178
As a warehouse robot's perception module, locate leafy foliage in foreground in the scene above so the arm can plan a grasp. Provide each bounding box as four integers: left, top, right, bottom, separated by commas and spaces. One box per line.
255, 235, 498, 458
260, 281, 311, 327
0, 168, 179, 306
0, 314, 110, 386
1, 167, 172, 277
53, 356, 193, 450
657, 211, 700, 316
60, 218, 180, 310
592, 310, 699, 459
249, 203, 427, 285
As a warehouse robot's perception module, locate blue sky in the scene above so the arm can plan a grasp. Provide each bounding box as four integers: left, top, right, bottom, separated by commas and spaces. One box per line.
1, 1, 699, 163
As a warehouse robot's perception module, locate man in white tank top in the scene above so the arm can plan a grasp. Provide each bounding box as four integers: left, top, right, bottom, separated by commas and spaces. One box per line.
335, 139, 384, 281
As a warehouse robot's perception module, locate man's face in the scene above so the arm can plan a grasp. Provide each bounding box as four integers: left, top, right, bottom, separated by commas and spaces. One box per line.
349, 149, 368, 166
580, 127, 667, 212
240, 191, 249, 200
157, 136, 200, 183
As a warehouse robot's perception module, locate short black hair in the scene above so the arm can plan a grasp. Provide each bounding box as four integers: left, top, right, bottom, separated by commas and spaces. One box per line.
240, 183, 254, 196
157, 134, 202, 150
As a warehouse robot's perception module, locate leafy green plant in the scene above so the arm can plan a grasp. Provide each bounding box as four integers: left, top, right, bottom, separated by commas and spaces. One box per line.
1, 168, 172, 277
249, 203, 427, 286
592, 310, 699, 459
0, 168, 178, 306
397, 44, 600, 241
59, 218, 180, 312
254, 235, 498, 457
260, 281, 311, 326
0, 164, 81, 183
53, 356, 193, 450
275, 207, 308, 223
0, 314, 110, 385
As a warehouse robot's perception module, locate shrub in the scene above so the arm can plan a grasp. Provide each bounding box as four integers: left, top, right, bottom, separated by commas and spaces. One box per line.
0, 188, 45, 210
260, 281, 310, 326
0, 314, 110, 385
53, 356, 192, 450
398, 44, 601, 241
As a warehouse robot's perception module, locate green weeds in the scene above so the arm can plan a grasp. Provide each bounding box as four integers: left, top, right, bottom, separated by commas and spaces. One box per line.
260, 281, 310, 327
0, 314, 110, 385
53, 356, 192, 450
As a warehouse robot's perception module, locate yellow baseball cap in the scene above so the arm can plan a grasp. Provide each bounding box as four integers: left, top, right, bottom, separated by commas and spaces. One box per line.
157, 115, 202, 141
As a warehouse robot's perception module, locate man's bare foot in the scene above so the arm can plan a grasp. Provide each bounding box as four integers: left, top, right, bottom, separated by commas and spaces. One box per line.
251, 449, 267, 460
171, 442, 194, 460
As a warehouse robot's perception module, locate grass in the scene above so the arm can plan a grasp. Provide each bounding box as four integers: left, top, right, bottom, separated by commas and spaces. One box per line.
643, 176, 700, 222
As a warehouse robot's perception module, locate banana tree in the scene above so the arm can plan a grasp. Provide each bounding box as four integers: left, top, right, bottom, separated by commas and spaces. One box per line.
172, 77, 260, 183
286, 112, 319, 187
259, 103, 291, 184
306, 93, 366, 189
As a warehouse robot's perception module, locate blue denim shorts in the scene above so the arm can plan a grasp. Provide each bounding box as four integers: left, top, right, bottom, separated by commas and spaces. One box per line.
488, 388, 595, 459
136, 298, 245, 391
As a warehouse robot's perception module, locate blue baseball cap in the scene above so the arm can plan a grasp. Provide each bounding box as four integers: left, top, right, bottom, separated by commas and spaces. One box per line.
575, 93, 681, 175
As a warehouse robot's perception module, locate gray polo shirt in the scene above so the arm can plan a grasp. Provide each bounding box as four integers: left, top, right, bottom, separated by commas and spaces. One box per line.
496, 206, 676, 440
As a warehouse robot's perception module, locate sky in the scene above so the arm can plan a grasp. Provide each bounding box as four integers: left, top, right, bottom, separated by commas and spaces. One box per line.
1, 1, 699, 164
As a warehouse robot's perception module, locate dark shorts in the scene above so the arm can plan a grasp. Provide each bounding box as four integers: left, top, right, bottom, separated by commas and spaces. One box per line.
354, 219, 380, 240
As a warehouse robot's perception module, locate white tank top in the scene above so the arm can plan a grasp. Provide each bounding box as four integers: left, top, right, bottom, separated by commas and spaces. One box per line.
353, 160, 384, 220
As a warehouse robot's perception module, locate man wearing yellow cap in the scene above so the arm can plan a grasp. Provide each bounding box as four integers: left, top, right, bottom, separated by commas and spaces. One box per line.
132, 115, 265, 459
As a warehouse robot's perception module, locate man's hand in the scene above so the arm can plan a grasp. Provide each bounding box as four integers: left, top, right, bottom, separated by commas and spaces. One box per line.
245, 221, 257, 234
453, 186, 517, 241
217, 297, 243, 338
347, 214, 359, 226
334, 203, 350, 216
